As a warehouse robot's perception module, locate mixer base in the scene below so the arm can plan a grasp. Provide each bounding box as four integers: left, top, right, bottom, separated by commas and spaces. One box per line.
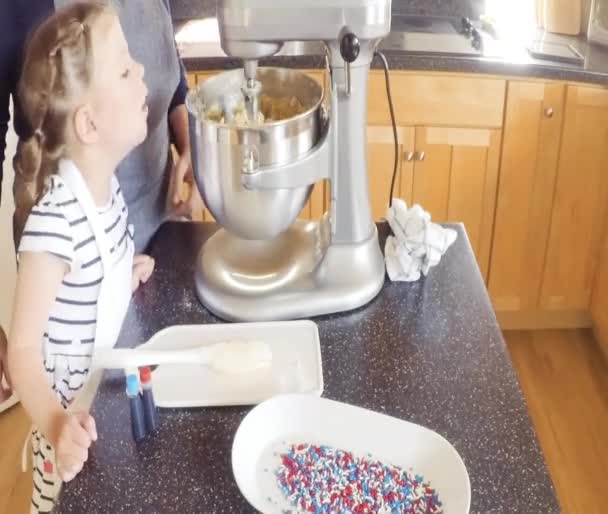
194, 219, 386, 321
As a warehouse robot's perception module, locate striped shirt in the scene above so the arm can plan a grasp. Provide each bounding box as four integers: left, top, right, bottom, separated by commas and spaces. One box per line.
19, 171, 134, 359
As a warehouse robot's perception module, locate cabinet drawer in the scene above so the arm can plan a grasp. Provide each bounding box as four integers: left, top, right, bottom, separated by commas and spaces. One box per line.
368, 72, 506, 128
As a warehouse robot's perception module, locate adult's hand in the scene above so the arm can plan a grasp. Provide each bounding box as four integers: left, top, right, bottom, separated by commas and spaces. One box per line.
169, 149, 194, 218
131, 254, 155, 292
168, 104, 206, 221
0, 325, 13, 402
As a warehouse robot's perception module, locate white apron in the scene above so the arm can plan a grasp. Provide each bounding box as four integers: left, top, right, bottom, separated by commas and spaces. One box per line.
59, 160, 134, 363
27, 161, 134, 513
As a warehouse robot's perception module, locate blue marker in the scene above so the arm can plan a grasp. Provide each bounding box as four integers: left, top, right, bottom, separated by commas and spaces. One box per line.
126, 374, 146, 441
139, 367, 159, 433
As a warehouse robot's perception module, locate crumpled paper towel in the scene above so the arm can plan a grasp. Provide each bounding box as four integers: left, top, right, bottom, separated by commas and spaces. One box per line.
385, 198, 457, 282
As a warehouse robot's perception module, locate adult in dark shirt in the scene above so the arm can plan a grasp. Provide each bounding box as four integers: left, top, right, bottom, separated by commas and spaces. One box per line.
1, 0, 194, 252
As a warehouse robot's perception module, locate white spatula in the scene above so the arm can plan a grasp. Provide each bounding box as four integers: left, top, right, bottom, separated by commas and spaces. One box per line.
92, 341, 272, 374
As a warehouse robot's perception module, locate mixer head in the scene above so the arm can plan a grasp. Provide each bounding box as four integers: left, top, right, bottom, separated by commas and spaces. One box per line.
217, 0, 391, 119
216, 0, 391, 57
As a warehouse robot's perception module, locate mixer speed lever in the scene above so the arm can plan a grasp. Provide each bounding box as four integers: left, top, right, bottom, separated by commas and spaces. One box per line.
340, 33, 360, 96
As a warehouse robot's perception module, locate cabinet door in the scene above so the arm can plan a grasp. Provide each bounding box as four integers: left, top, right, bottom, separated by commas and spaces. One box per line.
488, 82, 565, 312
367, 126, 415, 220
186, 72, 197, 90
413, 126, 501, 279
194, 72, 217, 85
540, 85, 608, 311
592, 227, 608, 349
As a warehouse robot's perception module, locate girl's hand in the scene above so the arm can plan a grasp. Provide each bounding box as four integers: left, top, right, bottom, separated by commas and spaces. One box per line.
132, 254, 155, 292
0, 326, 12, 402
52, 412, 98, 482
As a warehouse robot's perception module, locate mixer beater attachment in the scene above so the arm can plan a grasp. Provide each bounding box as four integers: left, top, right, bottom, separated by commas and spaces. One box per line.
242, 59, 262, 124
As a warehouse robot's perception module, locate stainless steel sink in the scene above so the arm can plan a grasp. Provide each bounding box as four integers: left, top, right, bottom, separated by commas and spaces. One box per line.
380, 32, 483, 56
390, 14, 460, 35
381, 14, 484, 57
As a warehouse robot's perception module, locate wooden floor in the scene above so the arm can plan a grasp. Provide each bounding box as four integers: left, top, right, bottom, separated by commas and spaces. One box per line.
0, 403, 33, 514
1, 329, 607, 513
505, 329, 608, 514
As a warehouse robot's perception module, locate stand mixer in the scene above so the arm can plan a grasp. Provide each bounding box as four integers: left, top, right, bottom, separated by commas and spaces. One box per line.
187, 0, 392, 321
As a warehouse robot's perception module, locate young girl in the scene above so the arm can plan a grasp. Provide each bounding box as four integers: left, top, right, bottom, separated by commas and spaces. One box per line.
8, 3, 156, 512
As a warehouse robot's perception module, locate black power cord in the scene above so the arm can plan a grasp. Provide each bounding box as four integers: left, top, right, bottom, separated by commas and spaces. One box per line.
373, 50, 398, 209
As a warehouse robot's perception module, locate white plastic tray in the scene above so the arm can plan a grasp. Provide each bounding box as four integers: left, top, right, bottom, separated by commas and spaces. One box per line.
232, 394, 471, 514
138, 321, 323, 408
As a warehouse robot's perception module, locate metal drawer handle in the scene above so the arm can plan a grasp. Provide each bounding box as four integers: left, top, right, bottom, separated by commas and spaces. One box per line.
404, 151, 414, 162
544, 107, 554, 118
415, 151, 425, 161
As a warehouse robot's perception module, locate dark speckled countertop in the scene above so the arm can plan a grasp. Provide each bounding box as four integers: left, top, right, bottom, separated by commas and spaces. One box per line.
55, 221, 559, 514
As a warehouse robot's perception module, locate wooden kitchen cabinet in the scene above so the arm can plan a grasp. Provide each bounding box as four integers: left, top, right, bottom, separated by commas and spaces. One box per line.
186, 72, 197, 90
411, 126, 501, 280
298, 182, 327, 220
492, 83, 608, 327
365, 124, 500, 279
195, 71, 217, 85
367, 72, 506, 128
488, 81, 565, 320
365, 73, 504, 278
366, 126, 415, 219
592, 227, 608, 353
540, 85, 608, 312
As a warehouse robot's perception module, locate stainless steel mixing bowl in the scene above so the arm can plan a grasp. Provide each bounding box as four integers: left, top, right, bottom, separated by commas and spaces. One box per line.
187, 67, 324, 240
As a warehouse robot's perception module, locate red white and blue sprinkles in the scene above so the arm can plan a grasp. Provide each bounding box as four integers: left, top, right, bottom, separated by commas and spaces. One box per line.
273, 443, 443, 514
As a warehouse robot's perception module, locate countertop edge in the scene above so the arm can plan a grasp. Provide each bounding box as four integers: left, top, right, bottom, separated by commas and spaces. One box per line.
182, 53, 608, 86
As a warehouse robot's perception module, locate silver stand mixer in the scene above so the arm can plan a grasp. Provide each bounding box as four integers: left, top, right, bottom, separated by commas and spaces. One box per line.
188, 0, 392, 321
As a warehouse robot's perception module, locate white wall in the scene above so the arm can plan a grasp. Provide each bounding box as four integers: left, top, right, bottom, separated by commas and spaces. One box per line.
1, 102, 17, 329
